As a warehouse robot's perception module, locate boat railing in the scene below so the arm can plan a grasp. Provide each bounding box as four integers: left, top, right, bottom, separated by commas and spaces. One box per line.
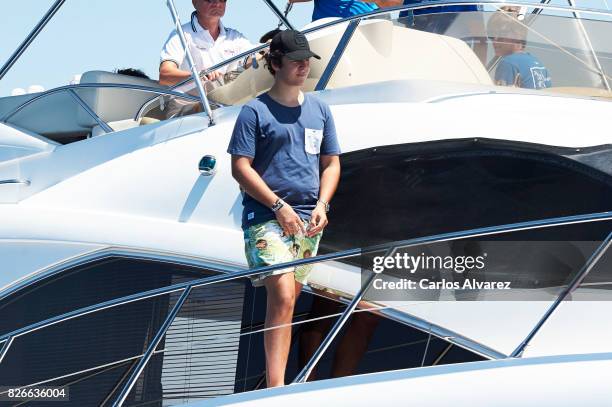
0, 211, 610, 402
1, 210, 610, 348
0, 83, 201, 137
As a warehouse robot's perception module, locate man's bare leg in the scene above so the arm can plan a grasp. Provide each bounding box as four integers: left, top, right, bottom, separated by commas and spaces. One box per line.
264, 272, 298, 387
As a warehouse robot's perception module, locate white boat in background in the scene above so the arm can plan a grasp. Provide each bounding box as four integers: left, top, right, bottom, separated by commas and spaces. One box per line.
0, 1, 611, 406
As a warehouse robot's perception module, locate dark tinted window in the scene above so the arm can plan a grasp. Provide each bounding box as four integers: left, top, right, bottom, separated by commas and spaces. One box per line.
0, 292, 175, 388
124, 282, 247, 405
0, 258, 215, 336
323, 142, 612, 251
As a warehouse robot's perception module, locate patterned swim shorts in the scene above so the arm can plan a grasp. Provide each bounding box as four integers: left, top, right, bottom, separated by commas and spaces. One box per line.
244, 219, 322, 287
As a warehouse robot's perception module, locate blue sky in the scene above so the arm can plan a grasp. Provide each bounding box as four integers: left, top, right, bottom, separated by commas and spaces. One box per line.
0, 0, 314, 96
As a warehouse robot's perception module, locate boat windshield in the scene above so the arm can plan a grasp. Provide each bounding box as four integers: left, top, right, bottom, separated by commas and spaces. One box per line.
2, 1, 611, 143
199, 2, 612, 108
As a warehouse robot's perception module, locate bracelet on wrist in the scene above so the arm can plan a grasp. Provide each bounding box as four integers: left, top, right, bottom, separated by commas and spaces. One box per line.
271, 198, 285, 212
317, 199, 330, 213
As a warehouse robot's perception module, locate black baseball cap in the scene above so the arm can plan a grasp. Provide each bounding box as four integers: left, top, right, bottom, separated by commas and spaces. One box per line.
270, 30, 321, 60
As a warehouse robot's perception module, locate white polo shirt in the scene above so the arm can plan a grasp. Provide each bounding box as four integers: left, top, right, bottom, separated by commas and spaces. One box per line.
160, 15, 255, 74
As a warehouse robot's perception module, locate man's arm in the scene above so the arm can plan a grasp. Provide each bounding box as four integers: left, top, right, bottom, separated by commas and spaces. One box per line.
231, 156, 306, 236
159, 61, 224, 87
307, 155, 341, 237
159, 61, 192, 86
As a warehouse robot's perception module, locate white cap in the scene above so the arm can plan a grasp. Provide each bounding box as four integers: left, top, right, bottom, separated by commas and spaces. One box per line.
27, 85, 45, 94
11, 88, 26, 96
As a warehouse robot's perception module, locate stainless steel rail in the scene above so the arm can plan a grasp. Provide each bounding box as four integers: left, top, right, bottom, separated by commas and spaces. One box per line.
292, 247, 390, 383
112, 286, 193, 407
0, 212, 610, 404
315, 19, 361, 91
0, 337, 13, 364
1, 211, 610, 344
510, 232, 612, 357
1, 83, 199, 124
0, 0, 67, 81
263, 0, 296, 31
166, 0, 215, 126
169, 43, 271, 91
67, 89, 113, 134
0, 179, 30, 186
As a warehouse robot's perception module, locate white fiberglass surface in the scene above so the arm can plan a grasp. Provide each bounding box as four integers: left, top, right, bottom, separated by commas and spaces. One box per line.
193, 353, 612, 407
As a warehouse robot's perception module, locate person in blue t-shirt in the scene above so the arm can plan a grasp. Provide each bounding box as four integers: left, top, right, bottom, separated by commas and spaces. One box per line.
290, 0, 402, 21
488, 8, 551, 89
228, 30, 341, 387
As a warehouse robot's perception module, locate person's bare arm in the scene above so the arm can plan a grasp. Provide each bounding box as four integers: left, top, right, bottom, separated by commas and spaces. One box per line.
159, 61, 224, 87
307, 155, 341, 237
231, 156, 306, 236
159, 61, 192, 86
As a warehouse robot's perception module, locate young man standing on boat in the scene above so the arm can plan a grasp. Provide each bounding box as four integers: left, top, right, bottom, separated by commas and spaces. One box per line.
228, 30, 341, 387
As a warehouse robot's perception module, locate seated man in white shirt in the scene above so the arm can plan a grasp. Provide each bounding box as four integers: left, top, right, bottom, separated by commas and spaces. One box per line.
159, 0, 255, 87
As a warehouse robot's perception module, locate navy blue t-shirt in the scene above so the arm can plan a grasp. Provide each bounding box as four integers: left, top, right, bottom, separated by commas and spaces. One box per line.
227, 93, 341, 229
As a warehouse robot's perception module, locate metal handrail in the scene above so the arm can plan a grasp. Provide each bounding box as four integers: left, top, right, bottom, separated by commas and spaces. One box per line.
1, 83, 200, 124
0, 337, 13, 364
510, 232, 612, 357
169, 42, 271, 92
133, 92, 226, 122
0, 179, 30, 186
67, 89, 113, 134
0, 0, 66, 81
112, 286, 193, 407
315, 19, 361, 91
0, 212, 610, 403
263, 0, 295, 31
1, 211, 610, 344
166, 0, 215, 126
293, 246, 394, 383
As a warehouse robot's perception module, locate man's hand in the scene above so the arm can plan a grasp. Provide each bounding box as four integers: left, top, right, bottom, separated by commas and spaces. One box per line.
307, 203, 328, 237
205, 71, 224, 82
275, 204, 306, 237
